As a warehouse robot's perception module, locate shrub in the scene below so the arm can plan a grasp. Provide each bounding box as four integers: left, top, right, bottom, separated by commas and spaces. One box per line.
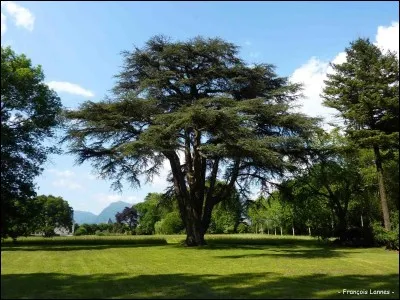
74, 227, 87, 236
372, 214, 399, 251
237, 223, 249, 234
335, 226, 374, 247
155, 212, 184, 235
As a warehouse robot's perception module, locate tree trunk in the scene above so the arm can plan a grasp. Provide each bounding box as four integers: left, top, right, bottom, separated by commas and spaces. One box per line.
185, 223, 206, 246
373, 146, 391, 230
360, 214, 364, 228
184, 203, 206, 246
292, 227, 295, 236
274, 228, 277, 235
308, 227, 311, 236
337, 215, 347, 241
280, 227, 283, 236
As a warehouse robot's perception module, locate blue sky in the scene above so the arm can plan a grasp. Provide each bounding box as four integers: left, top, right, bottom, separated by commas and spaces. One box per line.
1, 1, 398, 215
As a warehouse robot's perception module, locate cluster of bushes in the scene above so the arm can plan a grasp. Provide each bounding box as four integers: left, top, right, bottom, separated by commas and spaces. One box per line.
74, 223, 131, 236
371, 213, 399, 250
154, 212, 185, 235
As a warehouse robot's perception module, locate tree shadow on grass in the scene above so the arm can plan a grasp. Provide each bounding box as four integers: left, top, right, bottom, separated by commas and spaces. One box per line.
205, 237, 325, 247
1, 272, 398, 299
214, 248, 359, 259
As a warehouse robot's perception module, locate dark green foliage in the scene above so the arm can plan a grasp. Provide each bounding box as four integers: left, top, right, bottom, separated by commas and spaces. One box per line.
115, 206, 138, 233
322, 38, 399, 230
134, 193, 165, 235
1, 46, 62, 239
63, 35, 320, 245
33, 195, 74, 237
3, 198, 40, 241
236, 223, 250, 233
208, 184, 243, 234
371, 212, 399, 250
278, 130, 371, 240
73, 223, 130, 236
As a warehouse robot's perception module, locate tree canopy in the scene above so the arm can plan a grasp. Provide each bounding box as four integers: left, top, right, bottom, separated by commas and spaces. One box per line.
322, 38, 399, 230
64, 35, 319, 245
34, 195, 74, 237
1, 46, 62, 239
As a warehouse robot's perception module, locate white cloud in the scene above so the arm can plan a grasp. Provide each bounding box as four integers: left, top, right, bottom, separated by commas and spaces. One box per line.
127, 195, 140, 204
289, 57, 338, 126
86, 173, 98, 180
375, 21, 399, 57
244, 40, 252, 46
46, 81, 95, 98
1, 13, 7, 36
48, 169, 75, 177
290, 21, 399, 129
1, 1, 35, 31
52, 178, 83, 190
95, 193, 123, 205
48, 169, 82, 190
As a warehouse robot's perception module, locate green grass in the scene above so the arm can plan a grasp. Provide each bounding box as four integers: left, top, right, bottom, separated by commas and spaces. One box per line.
1, 234, 399, 299
1, 235, 167, 246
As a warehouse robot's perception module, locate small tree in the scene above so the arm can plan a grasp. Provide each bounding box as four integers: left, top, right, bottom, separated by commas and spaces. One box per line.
34, 195, 74, 237
115, 206, 138, 233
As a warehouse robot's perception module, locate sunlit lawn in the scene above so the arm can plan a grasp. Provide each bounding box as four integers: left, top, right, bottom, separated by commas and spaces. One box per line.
1, 234, 399, 299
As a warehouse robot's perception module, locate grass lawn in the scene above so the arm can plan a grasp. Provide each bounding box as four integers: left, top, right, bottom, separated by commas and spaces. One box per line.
1, 234, 399, 299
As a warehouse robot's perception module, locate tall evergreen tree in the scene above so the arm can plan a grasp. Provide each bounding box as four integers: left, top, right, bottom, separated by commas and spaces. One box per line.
64, 36, 318, 246
322, 38, 399, 230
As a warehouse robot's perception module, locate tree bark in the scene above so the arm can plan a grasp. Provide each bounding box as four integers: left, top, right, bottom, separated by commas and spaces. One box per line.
185, 206, 206, 246
373, 146, 391, 230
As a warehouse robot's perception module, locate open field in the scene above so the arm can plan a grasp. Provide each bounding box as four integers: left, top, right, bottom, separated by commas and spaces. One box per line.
1, 234, 399, 299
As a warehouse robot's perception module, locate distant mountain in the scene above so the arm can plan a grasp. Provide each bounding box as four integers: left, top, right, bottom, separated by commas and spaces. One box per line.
73, 210, 97, 224
96, 201, 132, 224
73, 201, 132, 224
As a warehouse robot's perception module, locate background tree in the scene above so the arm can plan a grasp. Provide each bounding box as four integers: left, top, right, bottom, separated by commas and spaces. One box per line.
279, 130, 369, 240
115, 206, 138, 234
64, 35, 318, 246
322, 38, 399, 230
134, 193, 176, 234
33, 195, 74, 237
1, 46, 62, 239
154, 211, 184, 235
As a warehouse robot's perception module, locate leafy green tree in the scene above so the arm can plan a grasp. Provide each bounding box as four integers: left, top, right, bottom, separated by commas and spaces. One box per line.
1, 46, 62, 239
280, 130, 368, 239
322, 38, 399, 230
34, 195, 74, 237
208, 182, 243, 234
63, 36, 318, 246
115, 206, 138, 233
135, 193, 175, 234
246, 196, 269, 233
3, 198, 40, 241
155, 211, 184, 235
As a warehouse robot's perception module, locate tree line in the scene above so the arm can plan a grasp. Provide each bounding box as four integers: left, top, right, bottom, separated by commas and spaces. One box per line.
1, 36, 398, 249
